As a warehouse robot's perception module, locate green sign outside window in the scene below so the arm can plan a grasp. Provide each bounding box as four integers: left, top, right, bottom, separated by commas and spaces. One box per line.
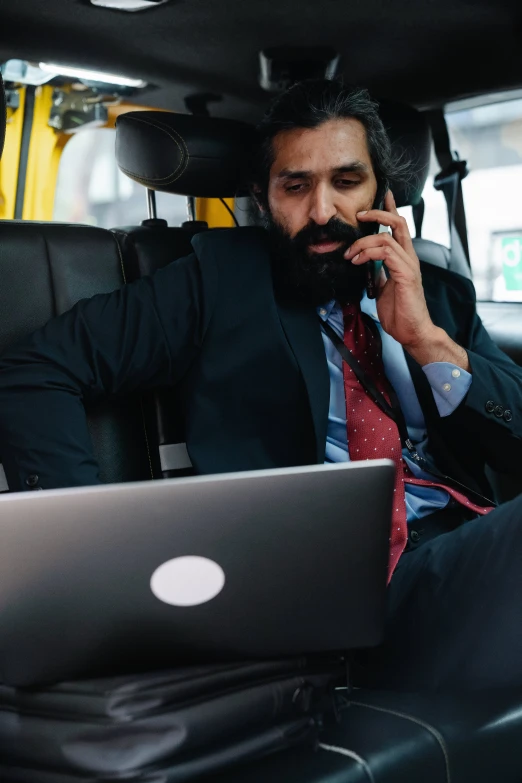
501, 236, 522, 290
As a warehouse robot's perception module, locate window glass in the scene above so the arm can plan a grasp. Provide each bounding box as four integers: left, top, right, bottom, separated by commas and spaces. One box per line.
53, 128, 188, 227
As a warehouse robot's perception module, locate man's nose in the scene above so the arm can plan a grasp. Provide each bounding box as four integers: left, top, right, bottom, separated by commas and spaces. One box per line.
308, 185, 336, 225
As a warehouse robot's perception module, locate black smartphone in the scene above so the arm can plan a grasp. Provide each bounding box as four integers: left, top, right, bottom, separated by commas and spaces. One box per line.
366, 259, 384, 300
365, 188, 386, 300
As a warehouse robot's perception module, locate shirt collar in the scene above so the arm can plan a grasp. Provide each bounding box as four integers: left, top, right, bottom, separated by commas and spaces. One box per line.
316, 300, 337, 321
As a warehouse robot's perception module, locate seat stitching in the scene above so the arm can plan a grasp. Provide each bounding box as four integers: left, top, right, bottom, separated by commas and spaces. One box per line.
111, 231, 127, 284
118, 162, 186, 189
110, 232, 154, 481
347, 701, 451, 783
117, 160, 176, 184
318, 742, 375, 783
123, 116, 185, 180
40, 227, 58, 317
120, 116, 189, 184
140, 116, 190, 181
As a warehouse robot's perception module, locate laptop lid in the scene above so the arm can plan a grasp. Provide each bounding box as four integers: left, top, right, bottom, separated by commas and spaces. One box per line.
0, 460, 394, 685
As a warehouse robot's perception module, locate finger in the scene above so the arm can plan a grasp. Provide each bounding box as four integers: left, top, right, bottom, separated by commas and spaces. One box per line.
384, 189, 398, 214
350, 245, 419, 283
346, 232, 400, 257
358, 210, 415, 257
345, 233, 416, 270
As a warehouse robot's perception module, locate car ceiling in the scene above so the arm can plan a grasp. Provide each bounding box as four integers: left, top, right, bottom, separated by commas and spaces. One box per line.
1, 0, 522, 123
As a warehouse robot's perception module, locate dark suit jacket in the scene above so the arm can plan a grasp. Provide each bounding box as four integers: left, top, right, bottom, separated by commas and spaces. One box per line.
0, 226, 521, 495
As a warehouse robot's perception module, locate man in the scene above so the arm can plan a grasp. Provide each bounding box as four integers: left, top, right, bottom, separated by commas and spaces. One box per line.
1, 79, 522, 691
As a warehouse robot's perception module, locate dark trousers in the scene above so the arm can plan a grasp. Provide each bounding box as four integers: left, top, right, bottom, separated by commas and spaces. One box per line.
353, 493, 522, 691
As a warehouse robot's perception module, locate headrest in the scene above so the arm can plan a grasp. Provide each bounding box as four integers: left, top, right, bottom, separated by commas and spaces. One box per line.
378, 100, 432, 208
116, 111, 255, 198
115, 100, 431, 207
0, 73, 6, 159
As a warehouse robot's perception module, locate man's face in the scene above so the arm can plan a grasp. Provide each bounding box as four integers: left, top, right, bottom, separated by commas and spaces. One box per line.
263, 118, 379, 304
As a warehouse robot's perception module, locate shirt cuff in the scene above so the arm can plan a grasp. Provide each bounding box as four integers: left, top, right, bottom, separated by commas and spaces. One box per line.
422, 361, 472, 417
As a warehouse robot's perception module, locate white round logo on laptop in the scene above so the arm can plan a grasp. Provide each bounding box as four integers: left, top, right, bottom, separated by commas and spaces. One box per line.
150, 556, 226, 607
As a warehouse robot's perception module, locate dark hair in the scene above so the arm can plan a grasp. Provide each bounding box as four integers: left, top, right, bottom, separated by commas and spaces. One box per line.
251, 78, 409, 208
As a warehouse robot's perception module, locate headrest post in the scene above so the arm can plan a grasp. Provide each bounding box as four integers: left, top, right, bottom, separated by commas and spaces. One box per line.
146, 189, 158, 220
186, 196, 196, 222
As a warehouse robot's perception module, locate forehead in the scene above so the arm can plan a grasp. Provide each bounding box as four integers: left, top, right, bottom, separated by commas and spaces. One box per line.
270, 118, 373, 175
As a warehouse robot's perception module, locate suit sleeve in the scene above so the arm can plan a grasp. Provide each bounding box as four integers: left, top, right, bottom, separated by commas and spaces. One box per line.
444, 285, 522, 474
0, 253, 211, 491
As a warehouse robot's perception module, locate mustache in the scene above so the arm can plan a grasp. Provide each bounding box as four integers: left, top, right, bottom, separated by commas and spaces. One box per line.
292, 218, 364, 250
266, 213, 368, 306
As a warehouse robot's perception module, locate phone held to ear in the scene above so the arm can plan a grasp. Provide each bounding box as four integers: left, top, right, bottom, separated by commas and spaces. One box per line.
366, 259, 383, 300
365, 190, 387, 300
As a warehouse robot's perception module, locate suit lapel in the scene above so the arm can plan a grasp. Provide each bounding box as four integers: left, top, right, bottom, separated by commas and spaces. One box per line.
276, 299, 330, 464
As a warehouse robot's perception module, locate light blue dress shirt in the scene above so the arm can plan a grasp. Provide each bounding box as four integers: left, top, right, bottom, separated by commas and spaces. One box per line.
318, 297, 473, 523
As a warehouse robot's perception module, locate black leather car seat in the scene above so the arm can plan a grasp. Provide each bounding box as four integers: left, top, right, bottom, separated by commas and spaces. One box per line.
203, 685, 522, 783
0, 74, 153, 489
111, 110, 254, 478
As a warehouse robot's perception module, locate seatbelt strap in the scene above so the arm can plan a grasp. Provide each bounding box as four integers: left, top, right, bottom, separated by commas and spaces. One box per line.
412, 198, 425, 238
426, 109, 471, 267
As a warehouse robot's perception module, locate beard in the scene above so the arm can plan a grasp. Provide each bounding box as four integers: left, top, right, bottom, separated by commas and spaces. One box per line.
265, 212, 375, 306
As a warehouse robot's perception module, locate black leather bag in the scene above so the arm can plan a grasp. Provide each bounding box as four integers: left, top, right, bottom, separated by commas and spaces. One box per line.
0, 657, 343, 782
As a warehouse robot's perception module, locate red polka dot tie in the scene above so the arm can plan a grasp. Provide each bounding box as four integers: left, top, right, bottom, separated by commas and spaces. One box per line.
342, 303, 493, 581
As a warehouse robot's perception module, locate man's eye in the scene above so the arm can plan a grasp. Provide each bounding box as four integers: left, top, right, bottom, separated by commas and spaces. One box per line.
286, 183, 306, 193
337, 179, 359, 188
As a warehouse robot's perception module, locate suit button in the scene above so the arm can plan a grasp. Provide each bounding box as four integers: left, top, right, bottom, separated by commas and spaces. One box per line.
410, 530, 421, 543
485, 401, 495, 413
504, 409, 513, 422
25, 474, 39, 488
494, 405, 504, 418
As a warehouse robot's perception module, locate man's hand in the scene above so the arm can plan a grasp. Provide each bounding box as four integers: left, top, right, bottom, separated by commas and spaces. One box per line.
344, 191, 470, 371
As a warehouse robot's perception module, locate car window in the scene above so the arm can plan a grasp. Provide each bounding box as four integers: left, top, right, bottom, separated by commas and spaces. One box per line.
447, 96, 522, 302
53, 128, 188, 228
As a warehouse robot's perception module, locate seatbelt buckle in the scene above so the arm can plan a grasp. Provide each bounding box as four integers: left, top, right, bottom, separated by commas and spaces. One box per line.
405, 438, 423, 464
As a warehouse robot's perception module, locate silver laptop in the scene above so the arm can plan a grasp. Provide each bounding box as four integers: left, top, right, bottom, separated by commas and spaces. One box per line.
0, 460, 394, 686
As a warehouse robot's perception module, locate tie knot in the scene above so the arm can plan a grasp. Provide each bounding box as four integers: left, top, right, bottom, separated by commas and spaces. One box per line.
342, 302, 360, 319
